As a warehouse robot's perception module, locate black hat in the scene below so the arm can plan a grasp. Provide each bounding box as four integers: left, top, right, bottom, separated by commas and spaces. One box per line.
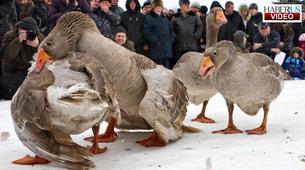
16, 17, 38, 32
200, 5, 208, 15
142, 0, 151, 8
179, 0, 190, 6
249, 3, 258, 10
258, 21, 270, 28
210, 1, 223, 10
115, 26, 127, 35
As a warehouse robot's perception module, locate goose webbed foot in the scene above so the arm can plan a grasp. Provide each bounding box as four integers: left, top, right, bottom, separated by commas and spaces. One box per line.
246, 126, 266, 135
192, 116, 215, 124
136, 131, 167, 147
212, 126, 243, 134
12, 155, 50, 165
88, 143, 107, 154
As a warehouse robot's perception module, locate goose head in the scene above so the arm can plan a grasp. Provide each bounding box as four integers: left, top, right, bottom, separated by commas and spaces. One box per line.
207, 7, 227, 28
199, 41, 236, 79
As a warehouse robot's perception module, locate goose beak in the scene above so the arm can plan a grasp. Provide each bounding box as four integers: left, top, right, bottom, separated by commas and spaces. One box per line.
199, 55, 215, 79
35, 48, 53, 72
215, 11, 227, 24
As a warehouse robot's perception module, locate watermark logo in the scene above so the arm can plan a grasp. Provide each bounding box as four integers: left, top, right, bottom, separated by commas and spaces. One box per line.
263, 4, 302, 23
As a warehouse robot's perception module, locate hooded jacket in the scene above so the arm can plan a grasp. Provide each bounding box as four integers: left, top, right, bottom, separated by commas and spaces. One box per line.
120, 0, 145, 53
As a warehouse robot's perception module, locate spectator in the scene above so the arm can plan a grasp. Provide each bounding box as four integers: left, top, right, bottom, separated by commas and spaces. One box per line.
15, 0, 34, 20
292, 9, 305, 47
141, 0, 152, 15
246, 3, 262, 44
121, 0, 145, 54
272, 23, 294, 54
110, 0, 124, 15
90, 0, 100, 11
32, 0, 49, 36
48, 0, 92, 29
253, 22, 280, 60
0, 0, 17, 77
143, 0, 172, 68
190, 1, 201, 16
199, 5, 208, 52
114, 26, 135, 52
238, 3, 250, 28
218, 1, 245, 41
0, 17, 44, 99
171, 0, 203, 68
92, 0, 120, 39
44, 0, 52, 7
210, 1, 223, 10
167, 8, 175, 21
282, 47, 305, 79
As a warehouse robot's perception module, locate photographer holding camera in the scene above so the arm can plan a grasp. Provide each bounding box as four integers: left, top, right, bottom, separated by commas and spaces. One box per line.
0, 17, 44, 100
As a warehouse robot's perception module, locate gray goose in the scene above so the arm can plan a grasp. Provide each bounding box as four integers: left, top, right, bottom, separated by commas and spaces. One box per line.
173, 7, 227, 123
11, 50, 118, 169
199, 41, 290, 134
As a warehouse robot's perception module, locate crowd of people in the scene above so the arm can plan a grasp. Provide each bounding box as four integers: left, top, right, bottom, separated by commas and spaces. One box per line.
0, 0, 305, 100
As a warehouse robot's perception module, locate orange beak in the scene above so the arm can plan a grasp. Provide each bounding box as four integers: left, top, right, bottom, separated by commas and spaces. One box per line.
198, 55, 215, 79
215, 11, 227, 24
35, 48, 50, 72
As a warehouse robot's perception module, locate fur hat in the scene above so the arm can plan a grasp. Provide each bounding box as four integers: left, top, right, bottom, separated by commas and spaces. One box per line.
179, 0, 190, 6
191, 1, 200, 10
290, 47, 304, 58
152, 0, 163, 8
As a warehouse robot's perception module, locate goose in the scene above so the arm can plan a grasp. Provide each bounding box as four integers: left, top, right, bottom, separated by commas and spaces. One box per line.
198, 40, 290, 134
11, 49, 118, 169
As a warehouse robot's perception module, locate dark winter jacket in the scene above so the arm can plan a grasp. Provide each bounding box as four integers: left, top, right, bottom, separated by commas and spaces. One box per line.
93, 9, 121, 40
0, 0, 17, 45
172, 11, 203, 53
1, 29, 44, 76
144, 11, 173, 59
122, 40, 135, 52
200, 15, 207, 51
272, 23, 294, 53
218, 10, 245, 42
246, 12, 262, 44
292, 20, 305, 46
253, 30, 280, 59
282, 56, 305, 79
110, 5, 124, 15
32, 0, 49, 36
120, 0, 145, 53
48, 0, 92, 29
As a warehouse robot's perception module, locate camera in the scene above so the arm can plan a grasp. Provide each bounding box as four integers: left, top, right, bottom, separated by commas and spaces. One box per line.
26, 30, 37, 41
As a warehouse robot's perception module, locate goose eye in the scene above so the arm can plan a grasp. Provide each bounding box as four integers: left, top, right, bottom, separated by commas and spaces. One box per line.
213, 50, 217, 56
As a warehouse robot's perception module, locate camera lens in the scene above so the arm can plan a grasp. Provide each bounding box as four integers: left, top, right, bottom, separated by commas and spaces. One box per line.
26, 30, 37, 41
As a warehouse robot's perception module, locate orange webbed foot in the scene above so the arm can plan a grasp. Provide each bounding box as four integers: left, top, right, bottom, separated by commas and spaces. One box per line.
212, 126, 243, 134
191, 116, 215, 124
88, 144, 107, 154
84, 132, 117, 143
136, 131, 167, 147
246, 126, 266, 135
13, 155, 50, 165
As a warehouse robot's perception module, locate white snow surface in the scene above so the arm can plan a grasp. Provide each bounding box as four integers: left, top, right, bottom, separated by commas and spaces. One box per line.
0, 80, 305, 170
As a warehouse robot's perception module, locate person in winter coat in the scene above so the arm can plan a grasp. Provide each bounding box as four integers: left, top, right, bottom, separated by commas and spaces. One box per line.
48, 0, 92, 29
114, 26, 135, 52
253, 22, 280, 60
141, 0, 152, 15
120, 0, 145, 54
143, 0, 172, 69
110, 0, 124, 15
238, 3, 250, 28
292, 9, 305, 47
92, 0, 120, 39
32, 0, 49, 36
282, 47, 305, 79
171, 0, 203, 68
0, 0, 17, 45
217, 1, 245, 41
0, 17, 44, 99
246, 3, 262, 44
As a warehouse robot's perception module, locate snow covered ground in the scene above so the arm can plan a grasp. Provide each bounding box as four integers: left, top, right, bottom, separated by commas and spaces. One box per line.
0, 80, 305, 170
